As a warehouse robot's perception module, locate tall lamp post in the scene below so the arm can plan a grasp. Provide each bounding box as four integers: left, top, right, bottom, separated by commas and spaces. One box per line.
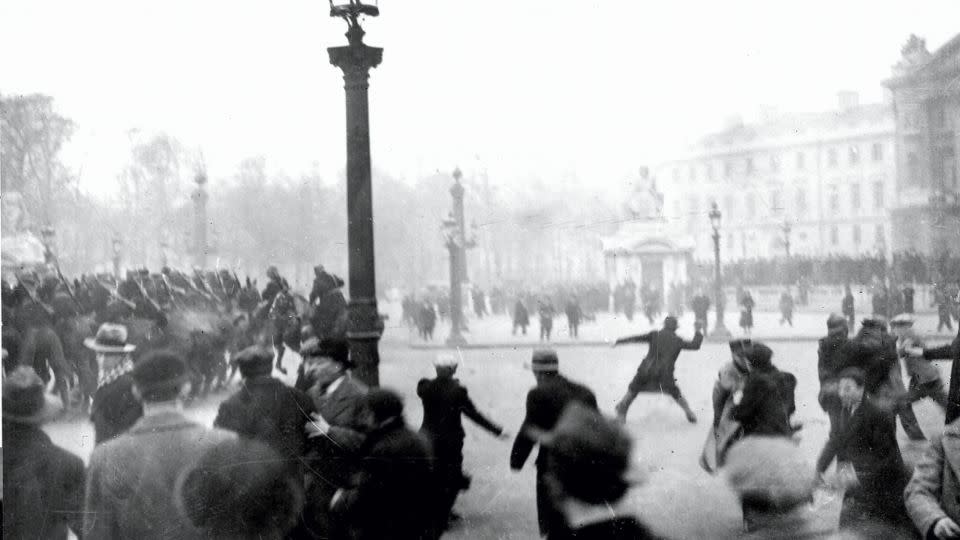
781, 219, 792, 259
329, 0, 383, 386
112, 235, 123, 279
40, 226, 56, 265
443, 168, 477, 347
709, 202, 731, 339
192, 170, 209, 269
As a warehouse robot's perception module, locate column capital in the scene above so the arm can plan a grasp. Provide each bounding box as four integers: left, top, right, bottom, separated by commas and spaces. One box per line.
328, 42, 382, 82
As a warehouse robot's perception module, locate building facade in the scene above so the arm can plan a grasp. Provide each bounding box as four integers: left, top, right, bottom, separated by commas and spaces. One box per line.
657, 96, 896, 263
885, 34, 960, 257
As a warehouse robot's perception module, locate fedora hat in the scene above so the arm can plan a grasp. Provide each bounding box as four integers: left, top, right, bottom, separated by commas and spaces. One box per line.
84, 323, 136, 353
2, 367, 62, 424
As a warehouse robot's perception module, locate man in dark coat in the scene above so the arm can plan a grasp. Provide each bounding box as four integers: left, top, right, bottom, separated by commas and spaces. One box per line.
418, 353, 507, 530
86, 323, 143, 444
298, 338, 369, 539
842, 284, 856, 330
333, 388, 436, 540
213, 345, 316, 481
539, 299, 556, 341
612, 316, 703, 423
843, 317, 926, 440
511, 350, 598, 538
778, 289, 795, 327
731, 343, 797, 438
691, 290, 711, 334
818, 314, 850, 436
3, 367, 85, 539
513, 298, 530, 336
564, 297, 583, 339
816, 367, 914, 535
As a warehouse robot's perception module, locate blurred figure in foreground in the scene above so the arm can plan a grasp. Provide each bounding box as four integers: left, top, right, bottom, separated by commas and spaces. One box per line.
3, 367, 84, 539
536, 403, 663, 539
176, 439, 304, 540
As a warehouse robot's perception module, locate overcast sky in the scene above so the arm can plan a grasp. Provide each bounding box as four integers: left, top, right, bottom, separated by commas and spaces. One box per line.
2, 0, 958, 200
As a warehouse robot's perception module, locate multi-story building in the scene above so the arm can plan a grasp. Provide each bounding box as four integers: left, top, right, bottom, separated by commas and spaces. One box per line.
657, 94, 896, 262
884, 33, 960, 256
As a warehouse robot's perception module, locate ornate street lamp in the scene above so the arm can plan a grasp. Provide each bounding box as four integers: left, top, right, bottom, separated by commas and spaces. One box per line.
328, 0, 384, 386
443, 168, 477, 346
781, 219, 792, 259
708, 202, 730, 339
112, 234, 123, 278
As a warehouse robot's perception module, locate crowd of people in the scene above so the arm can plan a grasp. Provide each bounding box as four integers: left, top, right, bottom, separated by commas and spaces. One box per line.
6, 256, 960, 539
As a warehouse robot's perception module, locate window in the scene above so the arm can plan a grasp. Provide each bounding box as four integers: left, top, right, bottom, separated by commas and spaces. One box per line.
689, 165, 696, 182
723, 194, 735, 216
829, 187, 839, 213
827, 148, 838, 167
746, 157, 755, 175
688, 195, 700, 216
853, 224, 861, 244
724, 160, 732, 178
875, 225, 885, 244
796, 152, 806, 170
830, 226, 839, 245
706, 163, 714, 182
851, 183, 861, 211
770, 155, 780, 172
849, 145, 860, 165
746, 193, 756, 218
795, 188, 807, 212
672, 200, 681, 217
873, 181, 884, 209
771, 190, 782, 214
871, 143, 883, 162
907, 153, 920, 184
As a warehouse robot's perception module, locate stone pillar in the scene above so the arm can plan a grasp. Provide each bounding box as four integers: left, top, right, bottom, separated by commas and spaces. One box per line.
329, 25, 383, 387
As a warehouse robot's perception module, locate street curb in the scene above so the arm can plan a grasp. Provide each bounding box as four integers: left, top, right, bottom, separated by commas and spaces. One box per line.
405, 333, 956, 350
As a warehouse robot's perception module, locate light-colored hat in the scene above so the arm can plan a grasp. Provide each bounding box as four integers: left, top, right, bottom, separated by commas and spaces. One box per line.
434, 353, 458, 368
84, 323, 136, 353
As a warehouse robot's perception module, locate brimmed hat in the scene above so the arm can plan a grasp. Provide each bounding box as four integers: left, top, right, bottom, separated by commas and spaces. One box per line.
529, 403, 633, 503
132, 350, 191, 396
233, 346, 274, 377
434, 353, 458, 369
531, 349, 559, 373
890, 313, 915, 327
862, 316, 888, 330
2, 367, 62, 424
84, 323, 136, 353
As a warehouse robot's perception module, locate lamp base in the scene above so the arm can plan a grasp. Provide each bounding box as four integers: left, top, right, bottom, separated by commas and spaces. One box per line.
708, 323, 732, 341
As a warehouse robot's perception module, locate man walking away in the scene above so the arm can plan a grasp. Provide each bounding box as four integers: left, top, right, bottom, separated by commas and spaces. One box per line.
510, 350, 597, 538
818, 314, 849, 437
779, 288, 795, 327
612, 316, 703, 423
213, 345, 316, 482
691, 289, 711, 334
3, 367, 85, 539
565, 297, 583, 339
842, 284, 856, 331
84, 350, 236, 539
513, 299, 530, 336
418, 353, 508, 531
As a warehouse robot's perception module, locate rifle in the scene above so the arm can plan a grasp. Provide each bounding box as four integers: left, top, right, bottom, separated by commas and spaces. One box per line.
135, 275, 163, 314
19, 278, 56, 317
160, 274, 185, 309
96, 278, 137, 310
51, 258, 84, 313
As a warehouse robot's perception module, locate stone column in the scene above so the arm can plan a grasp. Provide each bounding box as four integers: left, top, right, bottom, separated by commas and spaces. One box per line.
329, 25, 383, 387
